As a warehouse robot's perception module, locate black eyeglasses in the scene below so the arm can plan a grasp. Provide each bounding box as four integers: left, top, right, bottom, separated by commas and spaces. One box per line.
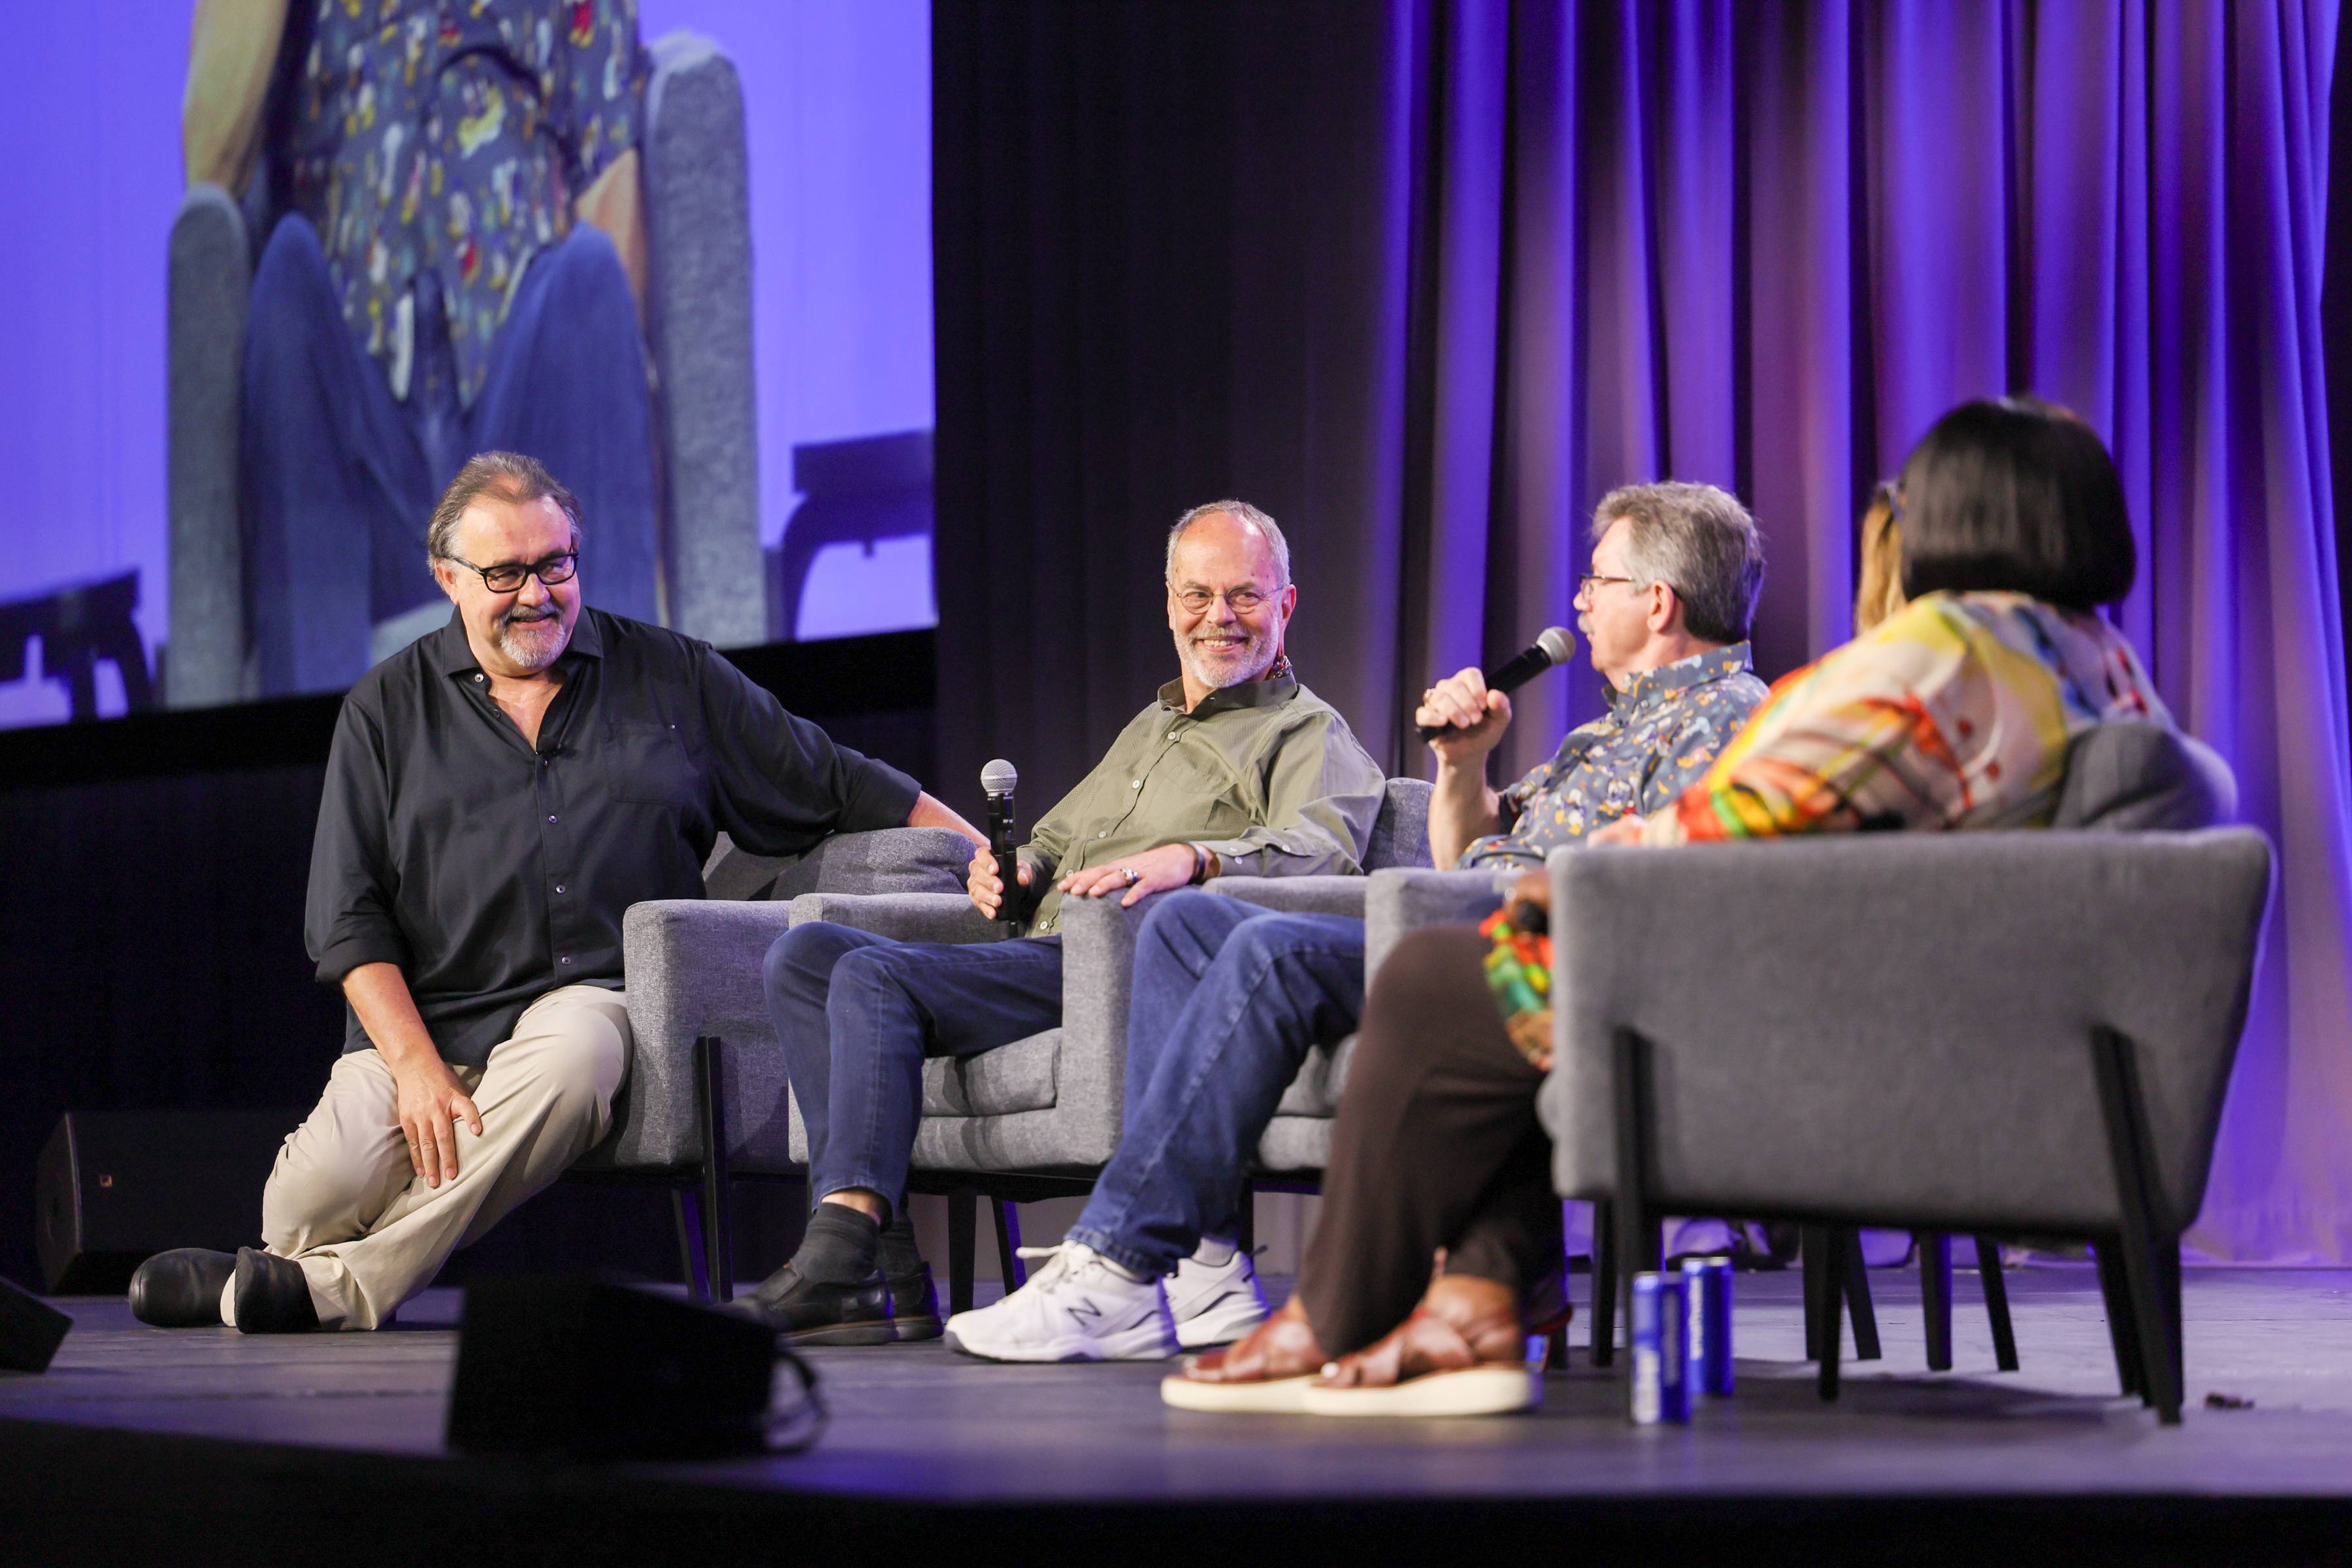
442, 550, 579, 594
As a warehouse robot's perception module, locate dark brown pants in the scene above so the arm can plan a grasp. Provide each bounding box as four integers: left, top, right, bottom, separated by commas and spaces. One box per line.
1298, 926, 1561, 1357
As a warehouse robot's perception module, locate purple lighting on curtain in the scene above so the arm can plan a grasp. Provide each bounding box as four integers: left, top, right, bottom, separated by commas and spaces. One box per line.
1379, 0, 2352, 1260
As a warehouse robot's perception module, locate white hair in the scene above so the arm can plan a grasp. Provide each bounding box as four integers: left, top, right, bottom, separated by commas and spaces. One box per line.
1164, 500, 1291, 587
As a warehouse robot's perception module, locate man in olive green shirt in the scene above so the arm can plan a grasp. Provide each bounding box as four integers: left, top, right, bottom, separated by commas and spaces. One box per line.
740, 502, 1384, 1343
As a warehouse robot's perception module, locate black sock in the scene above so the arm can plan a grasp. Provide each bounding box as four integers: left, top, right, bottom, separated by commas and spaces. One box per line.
794, 1203, 881, 1286
877, 1211, 924, 1280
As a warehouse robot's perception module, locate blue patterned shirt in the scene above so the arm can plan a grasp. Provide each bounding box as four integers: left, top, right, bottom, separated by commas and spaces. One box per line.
290, 0, 647, 407
1459, 643, 1767, 869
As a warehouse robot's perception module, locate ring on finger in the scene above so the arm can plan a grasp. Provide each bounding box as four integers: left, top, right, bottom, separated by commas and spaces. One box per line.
1120, 865, 1139, 886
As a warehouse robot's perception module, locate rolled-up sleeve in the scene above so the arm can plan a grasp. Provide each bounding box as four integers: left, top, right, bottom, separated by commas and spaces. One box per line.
697, 647, 923, 856
1196, 713, 1385, 877
307, 700, 412, 986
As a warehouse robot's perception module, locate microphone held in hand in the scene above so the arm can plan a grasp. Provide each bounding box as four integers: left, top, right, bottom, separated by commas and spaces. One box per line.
981, 759, 1022, 932
1417, 627, 1576, 742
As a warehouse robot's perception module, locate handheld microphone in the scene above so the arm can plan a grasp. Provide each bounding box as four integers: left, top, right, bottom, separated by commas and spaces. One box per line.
1416, 627, 1576, 742
981, 759, 1022, 934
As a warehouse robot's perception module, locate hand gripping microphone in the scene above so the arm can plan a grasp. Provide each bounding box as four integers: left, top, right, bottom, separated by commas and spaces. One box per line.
1416, 627, 1577, 742
981, 759, 1022, 934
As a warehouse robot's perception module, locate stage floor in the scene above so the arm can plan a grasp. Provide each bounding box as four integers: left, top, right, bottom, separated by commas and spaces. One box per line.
5, 1266, 2352, 1562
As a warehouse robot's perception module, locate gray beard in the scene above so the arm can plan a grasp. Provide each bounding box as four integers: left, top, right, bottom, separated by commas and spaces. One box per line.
497, 610, 570, 672
1177, 627, 1276, 691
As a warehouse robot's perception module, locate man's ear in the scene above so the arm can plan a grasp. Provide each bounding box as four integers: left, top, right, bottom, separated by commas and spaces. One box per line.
433, 559, 461, 606
1648, 581, 1679, 635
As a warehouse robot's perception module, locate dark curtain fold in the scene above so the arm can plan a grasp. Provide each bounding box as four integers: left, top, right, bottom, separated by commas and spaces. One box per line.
934, 0, 2352, 1260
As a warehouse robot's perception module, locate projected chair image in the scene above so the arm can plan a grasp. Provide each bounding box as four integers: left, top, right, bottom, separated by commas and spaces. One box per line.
166, 31, 762, 707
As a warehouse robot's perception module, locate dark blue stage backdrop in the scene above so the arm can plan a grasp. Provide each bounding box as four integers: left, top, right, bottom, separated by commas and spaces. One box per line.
934, 0, 2352, 1263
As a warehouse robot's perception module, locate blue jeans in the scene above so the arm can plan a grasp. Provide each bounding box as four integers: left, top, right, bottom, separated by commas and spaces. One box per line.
763, 923, 1066, 1212
240, 216, 659, 696
1064, 890, 1367, 1279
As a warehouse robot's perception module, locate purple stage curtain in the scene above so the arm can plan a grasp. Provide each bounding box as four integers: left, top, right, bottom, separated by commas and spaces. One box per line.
1369, 0, 2352, 1262
935, 1, 2352, 1258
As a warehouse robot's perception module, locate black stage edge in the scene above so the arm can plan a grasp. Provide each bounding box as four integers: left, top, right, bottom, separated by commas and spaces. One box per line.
3, 1416, 2351, 1567
0, 629, 936, 789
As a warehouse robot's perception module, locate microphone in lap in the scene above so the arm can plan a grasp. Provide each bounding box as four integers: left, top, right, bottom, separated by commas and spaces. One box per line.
1417, 627, 1576, 742
981, 759, 1022, 934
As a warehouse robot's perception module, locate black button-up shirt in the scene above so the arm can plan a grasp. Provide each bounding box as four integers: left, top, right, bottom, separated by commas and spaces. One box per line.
306, 609, 921, 1066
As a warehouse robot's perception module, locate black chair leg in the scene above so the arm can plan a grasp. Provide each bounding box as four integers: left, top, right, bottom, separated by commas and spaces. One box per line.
1803, 1230, 1824, 1361
2091, 1026, 2183, 1425
693, 1036, 735, 1302
2095, 1241, 2146, 1399
1590, 1199, 1618, 1367
1842, 1229, 1882, 1361
1974, 1236, 2019, 1371
1610, 1031, 1662, 1417
1920, 1231, 1953, 1371
1812, 1224, 1846, 1401
947, 1190, 977, 1315
994, 1198, 1026, 1292
672, 1187, 710, 1302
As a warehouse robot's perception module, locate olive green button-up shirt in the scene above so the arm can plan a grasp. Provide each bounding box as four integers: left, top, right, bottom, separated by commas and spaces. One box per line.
1013, 673, 1385, 935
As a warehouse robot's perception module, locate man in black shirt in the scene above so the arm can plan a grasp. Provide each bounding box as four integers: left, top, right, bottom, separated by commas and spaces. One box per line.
129, 452, 978, 1333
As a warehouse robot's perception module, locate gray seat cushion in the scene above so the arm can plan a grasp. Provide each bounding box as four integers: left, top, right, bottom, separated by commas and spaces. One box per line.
1272, 1034, 1357, 1118
922, 1030, 1060, 1118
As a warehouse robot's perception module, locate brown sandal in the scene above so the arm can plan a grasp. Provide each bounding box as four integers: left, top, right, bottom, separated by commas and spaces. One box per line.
1301, 1281, 1541, 1418
1162, 1298, 1329, 1413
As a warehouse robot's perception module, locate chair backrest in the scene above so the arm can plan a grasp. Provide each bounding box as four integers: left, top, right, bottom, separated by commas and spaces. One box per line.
1364, 777, 1435, 871
1543, 829, 2273, 1237
700, 827, 972, 902
2054, 721, 2236, 830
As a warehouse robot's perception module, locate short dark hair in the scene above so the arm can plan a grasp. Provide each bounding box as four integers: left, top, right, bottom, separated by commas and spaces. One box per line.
426, 451, 583, 563
1896, 398, 2134, 611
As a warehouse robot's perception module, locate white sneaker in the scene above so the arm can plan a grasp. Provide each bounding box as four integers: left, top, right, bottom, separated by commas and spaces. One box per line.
943, 1243, 1179, 1362
1166, 1243, 1269, 1350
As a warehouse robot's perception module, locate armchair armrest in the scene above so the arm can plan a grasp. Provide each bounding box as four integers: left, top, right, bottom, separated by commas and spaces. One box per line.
1364, 866, 1515, 977
1207, 875, 1367, 920
167, 182, 252, 710
609, 898, 800, 1169
643, 31, 762, 646
787, 890, 1004, 945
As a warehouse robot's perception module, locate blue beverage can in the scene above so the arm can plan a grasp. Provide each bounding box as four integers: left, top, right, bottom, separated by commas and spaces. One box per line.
1629, 1272, 1690, 1425
1682, 1256, 1735, 1396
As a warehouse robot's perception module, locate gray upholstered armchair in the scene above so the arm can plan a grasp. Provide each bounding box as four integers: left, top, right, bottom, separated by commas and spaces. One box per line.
574, 826, 976, 1299
776, 777, 1437, 1312
1543, 733, 2270, 1424
165, 30, 762, 706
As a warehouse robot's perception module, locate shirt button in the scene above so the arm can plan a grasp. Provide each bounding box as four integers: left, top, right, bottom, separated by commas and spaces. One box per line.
1132, 781, 1142, 790
1098, 830, 1109, 839
559, 956, 572, 966
547, 814, 558, 823
554, 884, 566, 894
474, 674, 484, 683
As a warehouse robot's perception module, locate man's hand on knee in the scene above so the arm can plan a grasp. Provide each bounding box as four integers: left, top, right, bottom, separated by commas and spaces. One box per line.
393, 1058, 483, 1188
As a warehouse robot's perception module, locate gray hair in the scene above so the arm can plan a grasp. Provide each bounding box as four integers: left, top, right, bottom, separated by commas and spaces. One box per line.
426, 451, 583, 563
1165, 499, 1291, 587
1592, 482, 1765, 644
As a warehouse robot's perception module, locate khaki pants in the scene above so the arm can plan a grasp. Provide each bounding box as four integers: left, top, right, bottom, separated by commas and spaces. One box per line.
227, 985, 632, 1330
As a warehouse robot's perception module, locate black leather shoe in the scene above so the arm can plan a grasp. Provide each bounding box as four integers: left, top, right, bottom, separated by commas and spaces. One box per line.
729, 1265, 894, 1346
887, 1263, 943, 1342
127, 1249, 235, 1328
232, 1247, 319, 1334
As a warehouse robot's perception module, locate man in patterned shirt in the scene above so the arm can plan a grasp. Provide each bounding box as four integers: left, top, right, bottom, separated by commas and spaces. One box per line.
943, 482, 1769, 1363
184, 0, 655, 695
